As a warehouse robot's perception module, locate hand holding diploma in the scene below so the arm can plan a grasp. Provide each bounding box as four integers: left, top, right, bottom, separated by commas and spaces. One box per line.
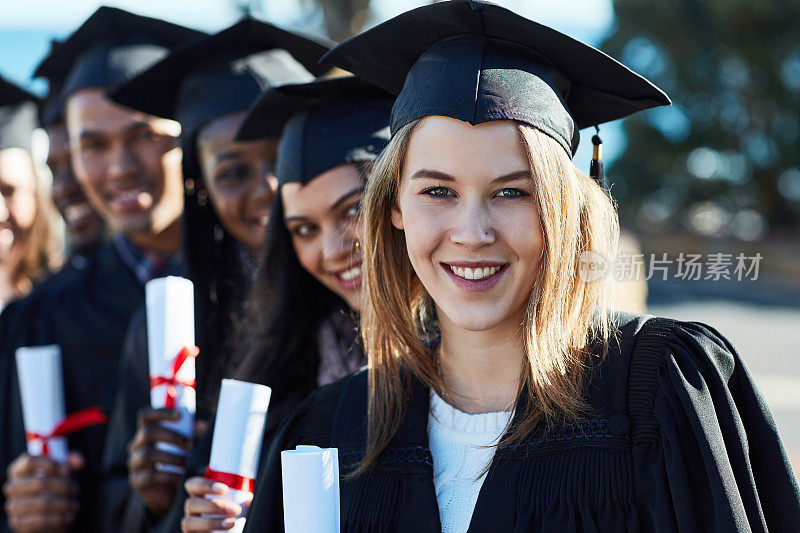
128, 407, 192, 516
5, 345, 106, 532
130, 276, 198, 517
2, 452, 82, 533
181, 379, 270, 533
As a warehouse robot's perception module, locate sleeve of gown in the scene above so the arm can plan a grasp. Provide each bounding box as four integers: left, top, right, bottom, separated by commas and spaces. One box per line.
98, 307, 152, 533
630, 318, 800, 532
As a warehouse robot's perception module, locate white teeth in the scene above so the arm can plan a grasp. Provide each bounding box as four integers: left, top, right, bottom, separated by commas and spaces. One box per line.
115, 190, 142, 203
448, 264, 501, 280
64, 203, 91, 222
339, 266, 362, 281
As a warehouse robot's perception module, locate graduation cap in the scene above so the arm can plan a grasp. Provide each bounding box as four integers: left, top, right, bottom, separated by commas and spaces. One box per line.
34, 6, 204, 114
236, 76, 392, 186
0, 76, 40, 152
38, 40, 68, 126
321, 0, 671, 186
109, 17, 333, 144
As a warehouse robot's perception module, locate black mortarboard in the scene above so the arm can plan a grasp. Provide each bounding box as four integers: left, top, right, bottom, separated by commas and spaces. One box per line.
39, 39, 68, 126
34, 6, 204, 112
236, 76, 392, 186
321, 0, 670, 158
0, 76, 40, 152
109, 17, 332, 144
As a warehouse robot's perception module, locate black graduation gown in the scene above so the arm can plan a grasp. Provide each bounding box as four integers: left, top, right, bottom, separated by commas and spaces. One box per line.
0, 242, 144, 533
243, 313, 800, 532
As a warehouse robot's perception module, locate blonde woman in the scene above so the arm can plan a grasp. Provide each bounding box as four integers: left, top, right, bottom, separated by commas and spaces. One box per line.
243, 2, 800, 532
0, 78, 60, 310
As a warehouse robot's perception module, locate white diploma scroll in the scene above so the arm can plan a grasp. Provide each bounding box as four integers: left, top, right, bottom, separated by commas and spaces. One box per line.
205, 379, 272, 533
281, 445, 340, 533
146, 276, 196, 463
15, 345, 68, 463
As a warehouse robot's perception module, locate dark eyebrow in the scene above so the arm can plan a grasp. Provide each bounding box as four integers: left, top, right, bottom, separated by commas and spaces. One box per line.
78, 129, 104, 141
124, 121, 152, 135
410, 169, 531, 183
284, 186, 365, 224
78, 121, 154, 141
330, 186, 365, 212
284, 215, 310, 225
212, 151, 242, 164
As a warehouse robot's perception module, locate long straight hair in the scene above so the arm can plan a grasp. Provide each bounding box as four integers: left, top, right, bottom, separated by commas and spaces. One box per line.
9, 150, 62, 296
357, 119, 619, 473
230, 188, 350, 424
181, 137, 252, 417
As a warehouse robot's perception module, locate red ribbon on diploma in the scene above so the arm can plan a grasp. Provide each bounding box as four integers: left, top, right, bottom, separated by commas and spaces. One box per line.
25, 407, 107, 457
149, 346, 199, 409
205, 467, 255, 493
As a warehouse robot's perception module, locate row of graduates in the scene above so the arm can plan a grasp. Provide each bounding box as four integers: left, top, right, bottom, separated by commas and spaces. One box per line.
2, 1, 800, 532
0, 6, 376, 532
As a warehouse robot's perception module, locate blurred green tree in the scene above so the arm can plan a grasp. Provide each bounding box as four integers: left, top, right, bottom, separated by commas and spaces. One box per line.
600, 0, 800, 237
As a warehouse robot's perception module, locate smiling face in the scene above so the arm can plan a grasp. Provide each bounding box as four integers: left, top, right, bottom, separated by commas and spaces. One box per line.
282, 163, 364, 311
391, 117, 544, 332
46, 122, 105, 250
65, 88, 183, 236
197, 111, 278, 256
0, 148, 37, 260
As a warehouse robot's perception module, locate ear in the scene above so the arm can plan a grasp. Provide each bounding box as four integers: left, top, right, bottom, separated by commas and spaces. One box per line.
390, 201, 404, 230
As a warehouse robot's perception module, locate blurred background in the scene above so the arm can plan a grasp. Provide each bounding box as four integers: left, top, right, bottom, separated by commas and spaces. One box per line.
1, 0, 797, 474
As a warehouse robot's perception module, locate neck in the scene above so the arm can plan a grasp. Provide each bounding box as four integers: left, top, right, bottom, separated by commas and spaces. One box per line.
126, 218, 182, 256
437, 308, 525, 414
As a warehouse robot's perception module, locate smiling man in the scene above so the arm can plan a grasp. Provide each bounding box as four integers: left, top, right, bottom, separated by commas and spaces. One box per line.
0, 8, 203, 533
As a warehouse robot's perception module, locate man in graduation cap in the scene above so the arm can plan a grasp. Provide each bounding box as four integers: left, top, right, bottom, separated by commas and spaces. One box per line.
0, 8, 203, 533
40, 40, 107, 265
96, 17, 330, 531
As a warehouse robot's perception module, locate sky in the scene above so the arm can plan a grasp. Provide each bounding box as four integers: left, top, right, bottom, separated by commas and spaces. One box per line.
0, 0, 619, 168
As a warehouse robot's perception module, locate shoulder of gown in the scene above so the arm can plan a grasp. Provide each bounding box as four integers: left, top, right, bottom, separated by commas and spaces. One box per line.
629, 316, 800, 532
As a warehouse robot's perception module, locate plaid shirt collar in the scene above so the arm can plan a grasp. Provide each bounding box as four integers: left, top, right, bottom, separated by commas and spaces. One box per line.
113, 234, 185, 285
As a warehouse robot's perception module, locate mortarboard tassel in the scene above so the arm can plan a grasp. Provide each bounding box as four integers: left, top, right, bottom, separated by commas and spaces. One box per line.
590, 126, 605, 189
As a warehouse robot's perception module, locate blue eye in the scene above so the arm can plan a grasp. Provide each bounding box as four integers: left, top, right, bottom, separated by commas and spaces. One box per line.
496, 188, 529, 198
421, 186, 454, 198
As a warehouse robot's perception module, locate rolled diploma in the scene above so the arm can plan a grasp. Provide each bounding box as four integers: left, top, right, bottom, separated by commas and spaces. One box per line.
15, 345, 68, 463
281, 445, 340, 533
146, 276, 195, 464
205, 379, 271, 533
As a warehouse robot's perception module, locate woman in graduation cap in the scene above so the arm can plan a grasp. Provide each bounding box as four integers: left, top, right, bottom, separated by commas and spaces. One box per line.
178, 76, 392, 532
0, 77, 61, 310
241, 2, 800, 532
98, 19, 332, 531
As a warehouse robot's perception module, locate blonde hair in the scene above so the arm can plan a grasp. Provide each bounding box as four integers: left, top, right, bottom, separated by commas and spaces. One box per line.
357, 119, 619, 473
7, 151, 62, 298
